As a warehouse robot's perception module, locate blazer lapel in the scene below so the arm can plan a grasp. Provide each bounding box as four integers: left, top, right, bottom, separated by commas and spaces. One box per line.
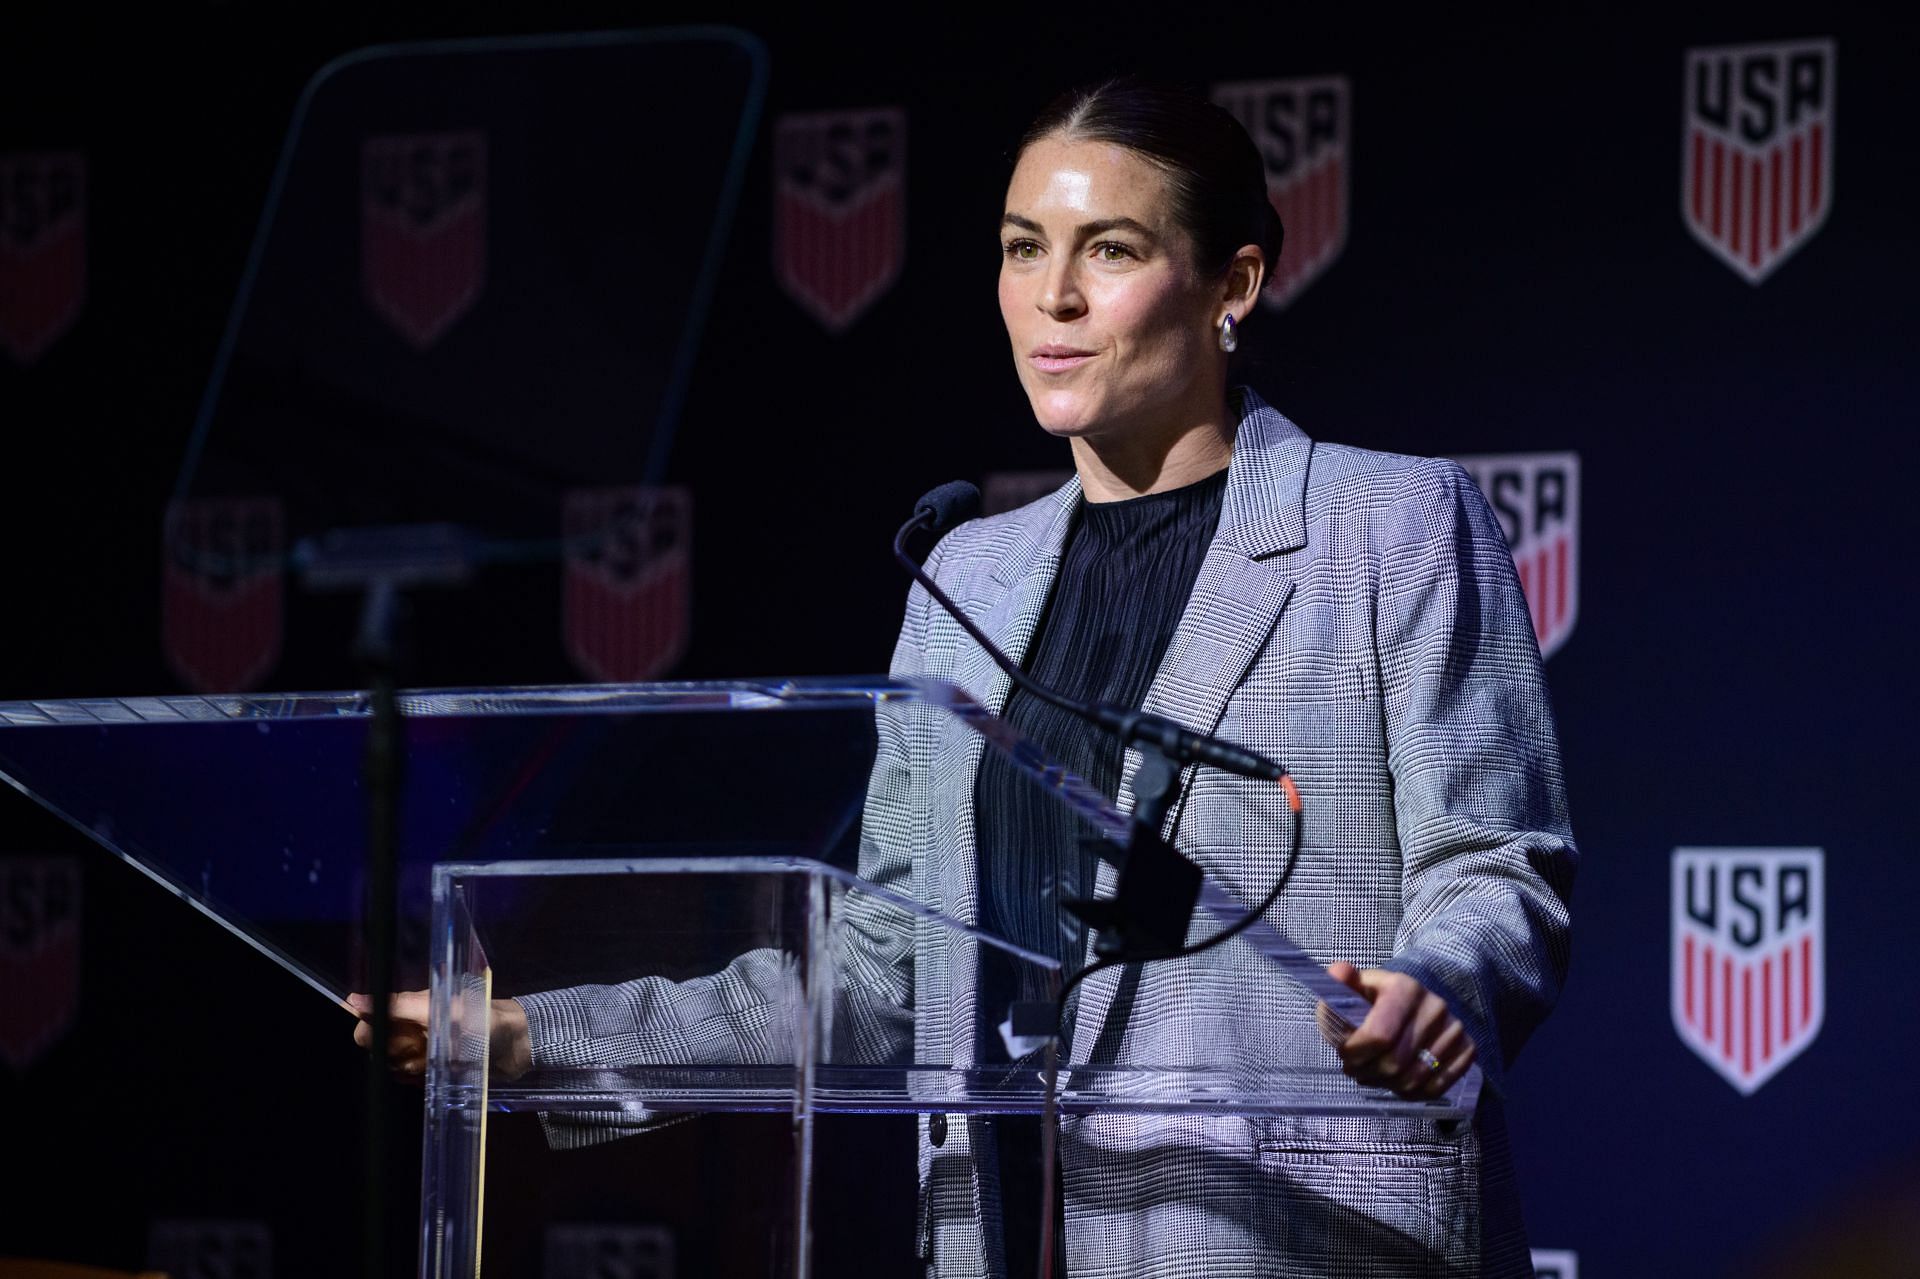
951, 478, 1080, 716
1070, 392, 1315, 1056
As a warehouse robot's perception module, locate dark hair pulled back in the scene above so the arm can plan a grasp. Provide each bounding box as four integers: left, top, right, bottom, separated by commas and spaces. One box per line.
1018, 77, 1283, 282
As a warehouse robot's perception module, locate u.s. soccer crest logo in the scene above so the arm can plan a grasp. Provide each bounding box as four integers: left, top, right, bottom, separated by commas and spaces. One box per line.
0, 152, 87, 366
563, 486, 691, 682
1672, 848, 1824, 1094
773, 108, 906, 332
161, 497, 284, 693
1212, 77, 1349, 309
1453, 453, 1580, 659
361, 131, 487, 348
0, 857, 81, 1071
1682, 40, 1835, 284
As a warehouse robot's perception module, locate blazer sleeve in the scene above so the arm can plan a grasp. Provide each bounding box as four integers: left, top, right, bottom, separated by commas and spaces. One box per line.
1373, 457, 1578, 1093
512, 546, 942, 1138
817, 534, 948, 1060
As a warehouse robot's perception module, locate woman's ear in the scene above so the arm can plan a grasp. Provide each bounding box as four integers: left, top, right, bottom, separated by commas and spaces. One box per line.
1220, 243, 1267, 325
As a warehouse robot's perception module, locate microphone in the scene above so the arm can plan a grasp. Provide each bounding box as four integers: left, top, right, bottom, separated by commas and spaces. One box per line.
913, 480, 982, 532
1085, 706, 1283, 783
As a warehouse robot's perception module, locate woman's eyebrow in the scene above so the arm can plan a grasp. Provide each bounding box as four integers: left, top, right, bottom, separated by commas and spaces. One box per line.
1076, 216, 1157, 240
1000, 212, 1158, 241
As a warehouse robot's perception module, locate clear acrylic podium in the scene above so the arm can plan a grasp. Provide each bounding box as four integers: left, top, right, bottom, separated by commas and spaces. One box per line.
0, 678, 1479, 1277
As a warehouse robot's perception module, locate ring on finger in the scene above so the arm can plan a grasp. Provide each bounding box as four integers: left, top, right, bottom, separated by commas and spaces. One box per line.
1416, 1048, 1442, 1073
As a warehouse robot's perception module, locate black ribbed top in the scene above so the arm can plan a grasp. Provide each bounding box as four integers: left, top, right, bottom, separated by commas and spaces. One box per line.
975, 465, 1227, 1279
975, 464, 1229, 996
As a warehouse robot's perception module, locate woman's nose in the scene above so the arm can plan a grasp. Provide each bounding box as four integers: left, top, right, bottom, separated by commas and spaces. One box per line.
1039, 261, 1086, 320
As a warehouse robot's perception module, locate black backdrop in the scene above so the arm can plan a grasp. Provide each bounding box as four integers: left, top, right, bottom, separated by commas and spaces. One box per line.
2, 5, 1916, 1277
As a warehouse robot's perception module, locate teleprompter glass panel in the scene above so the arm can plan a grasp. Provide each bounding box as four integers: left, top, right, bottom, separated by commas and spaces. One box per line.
164, 29, 766, 692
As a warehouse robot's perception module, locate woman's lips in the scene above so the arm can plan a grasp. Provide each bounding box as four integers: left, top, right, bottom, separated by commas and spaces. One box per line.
1029, 345, 1096, 373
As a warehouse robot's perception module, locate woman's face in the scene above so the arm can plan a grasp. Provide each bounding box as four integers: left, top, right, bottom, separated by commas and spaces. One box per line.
998, 134, 1223, 442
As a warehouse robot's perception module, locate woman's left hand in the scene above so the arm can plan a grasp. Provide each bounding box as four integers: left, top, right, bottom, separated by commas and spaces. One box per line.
1322, 961, 1477, 1100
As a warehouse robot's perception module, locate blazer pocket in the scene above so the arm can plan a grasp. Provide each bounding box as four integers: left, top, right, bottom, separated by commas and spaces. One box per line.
1227, 658, 1380, 749
1252, 1133, 1471, 1272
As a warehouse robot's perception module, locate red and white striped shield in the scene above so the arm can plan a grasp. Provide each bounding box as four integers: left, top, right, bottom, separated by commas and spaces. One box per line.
1453, 452, 1580, 659
1682, 39, 1835, 284
161, 497, 284, 693
562, 485, 691, 683
1212, 77, 1349, 310
0, 856, 81, 1070
361, 131, 488, 348
1671, 848, 1824, 1094
773, 108, 906, 333
0, 152, 87, 366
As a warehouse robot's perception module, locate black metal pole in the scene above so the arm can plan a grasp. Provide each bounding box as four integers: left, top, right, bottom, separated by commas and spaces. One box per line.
295, 527, 478, 1279
360, 579, 404, 1279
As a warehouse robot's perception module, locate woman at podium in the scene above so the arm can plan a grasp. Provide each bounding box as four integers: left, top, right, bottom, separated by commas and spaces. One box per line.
361, 78, 1575, 1279
838, 79, 1573, 1278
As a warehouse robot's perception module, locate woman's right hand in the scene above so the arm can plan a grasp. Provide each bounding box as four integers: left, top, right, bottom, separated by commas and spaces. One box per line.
347, 990, 533, 1081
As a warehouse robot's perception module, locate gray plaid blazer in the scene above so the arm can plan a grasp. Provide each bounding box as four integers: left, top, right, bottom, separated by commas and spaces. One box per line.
523, 390, 1576, 1278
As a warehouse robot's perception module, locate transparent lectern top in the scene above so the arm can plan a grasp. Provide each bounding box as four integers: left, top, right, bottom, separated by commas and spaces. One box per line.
0, 673, 1430, 1090
0, 678, 934, 1003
